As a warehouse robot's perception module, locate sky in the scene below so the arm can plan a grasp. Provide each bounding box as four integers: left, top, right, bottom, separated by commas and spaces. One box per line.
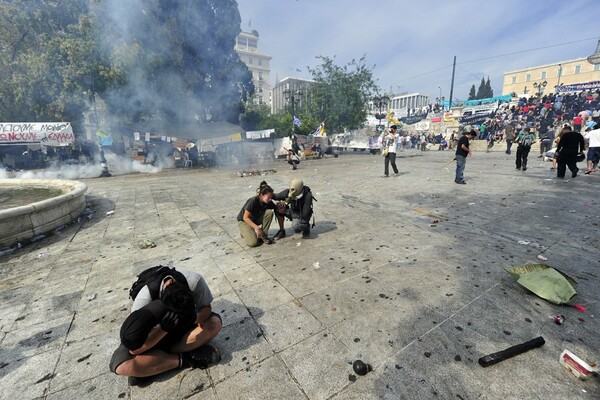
236, 0, 600, 103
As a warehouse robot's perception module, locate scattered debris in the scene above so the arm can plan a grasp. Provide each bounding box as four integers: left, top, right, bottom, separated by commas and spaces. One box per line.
239, 169, 277, 177
106, 210, 115, 216
412, 208, 448, 221
537, 254, 548, 261
553, 315, 565, 325
86, 293, 97, 301
479, 336, 545, 367
296, 242, 301, 247
518, 240, 531, 245
313, 262, 320, 269
505, 264, 577, 305
139, 239, 157, 249
352, 360, 372, 376
559, 350, 598, 379
37, 252, 46, 258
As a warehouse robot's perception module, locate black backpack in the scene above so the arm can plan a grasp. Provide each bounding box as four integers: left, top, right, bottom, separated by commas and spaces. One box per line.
129, 265, 188, 301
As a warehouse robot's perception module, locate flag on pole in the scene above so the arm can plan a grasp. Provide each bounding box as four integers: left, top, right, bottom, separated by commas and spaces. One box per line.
312, 120, 326, 136
293, 115, 302, 127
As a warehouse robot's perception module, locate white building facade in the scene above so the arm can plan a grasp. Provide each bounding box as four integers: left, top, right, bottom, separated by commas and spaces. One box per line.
235, 30, 272, 106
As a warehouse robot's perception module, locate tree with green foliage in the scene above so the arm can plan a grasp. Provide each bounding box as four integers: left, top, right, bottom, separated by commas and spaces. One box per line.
0, 0, 253, 134
468, 85, 476, 100
307, 55, 378, 133
0, 1, 109, 131
96, 0, 253, 129
485, 77, 493, 98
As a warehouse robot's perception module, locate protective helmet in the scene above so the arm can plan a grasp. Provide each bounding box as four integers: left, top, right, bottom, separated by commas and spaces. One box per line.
289, 178, 304, 198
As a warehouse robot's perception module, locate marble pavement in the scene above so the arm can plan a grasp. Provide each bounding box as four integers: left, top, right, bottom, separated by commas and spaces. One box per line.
0, 149, 599, 399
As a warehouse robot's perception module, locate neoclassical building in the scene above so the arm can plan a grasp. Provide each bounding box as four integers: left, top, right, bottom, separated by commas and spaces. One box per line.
502, 57, 600, 97
235, 30, 272, 106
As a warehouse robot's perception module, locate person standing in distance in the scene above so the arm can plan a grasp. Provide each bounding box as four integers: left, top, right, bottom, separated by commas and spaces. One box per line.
454, 126, 476, 184
383, 125, 399, 177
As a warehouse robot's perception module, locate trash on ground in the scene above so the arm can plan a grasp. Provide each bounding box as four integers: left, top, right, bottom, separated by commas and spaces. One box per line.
505, 264, 577, 305
352, 360, 372, 376
37, 252, 46, 258
239, 169, 277, 177
106, 210, 115, 216
553, 315, 565, 325
139, 239, 157, 249
537, 254, 548, 261
478, 336, 545, 367
296, 242, 301, 247
86, 293, 97, 301
412, 208, 448, 221
313, 262, 320, 269
518, 240, 531, 245
559, 349, 598, 379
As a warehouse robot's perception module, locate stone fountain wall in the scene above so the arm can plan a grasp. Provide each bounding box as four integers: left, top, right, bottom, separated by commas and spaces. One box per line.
0, 179, 87, 248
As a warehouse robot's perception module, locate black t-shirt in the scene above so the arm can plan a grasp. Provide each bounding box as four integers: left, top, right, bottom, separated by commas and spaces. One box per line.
237, 196, 276, 225
455, 135, 470, 157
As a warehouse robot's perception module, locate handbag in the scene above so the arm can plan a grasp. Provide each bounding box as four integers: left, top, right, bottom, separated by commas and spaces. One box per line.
382, 147, 389, 157
576, 152, 586, 162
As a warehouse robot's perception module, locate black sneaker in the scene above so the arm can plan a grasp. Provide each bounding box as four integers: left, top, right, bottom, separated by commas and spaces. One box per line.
515, 167, 521, 170
523, 167, 527, 171
273, 229, 286, 240
302, 225, 310, 238
455, 180, 466, 184
182, 345, 221, 369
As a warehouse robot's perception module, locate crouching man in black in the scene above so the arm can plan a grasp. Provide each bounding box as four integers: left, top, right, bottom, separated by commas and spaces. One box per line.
109, 267, 222, 386
272, 178, 314, 239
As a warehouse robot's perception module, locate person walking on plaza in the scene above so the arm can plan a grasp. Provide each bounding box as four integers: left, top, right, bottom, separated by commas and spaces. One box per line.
538, 124, 555, 158
382, 125, 399, 177
556, 127, 586, 179
454, 127, 476, 184
515, 127, 536, 171
504, 122, 516, 154
584, 127, 600, 174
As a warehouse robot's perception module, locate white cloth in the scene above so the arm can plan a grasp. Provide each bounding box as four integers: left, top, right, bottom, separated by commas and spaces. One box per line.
585, 128, 600, 148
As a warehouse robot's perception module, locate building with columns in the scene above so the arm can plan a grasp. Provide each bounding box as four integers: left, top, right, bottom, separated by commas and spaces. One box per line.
502, 57, 600, 97
235, 30, 272, 106
388, 93, 429, 110
271, 77, 315, 115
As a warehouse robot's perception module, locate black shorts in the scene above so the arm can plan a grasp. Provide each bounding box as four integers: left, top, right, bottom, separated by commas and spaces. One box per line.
109, 312, 222, 374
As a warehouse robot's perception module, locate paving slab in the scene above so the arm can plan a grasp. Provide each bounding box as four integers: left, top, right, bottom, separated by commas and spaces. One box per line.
0, 151, 599, 399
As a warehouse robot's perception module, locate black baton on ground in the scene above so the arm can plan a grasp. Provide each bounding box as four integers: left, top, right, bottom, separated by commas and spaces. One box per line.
478, 336, 545, 367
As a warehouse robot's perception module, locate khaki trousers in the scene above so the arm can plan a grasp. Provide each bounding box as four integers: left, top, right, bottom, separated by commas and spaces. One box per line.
238, 209, 274, 247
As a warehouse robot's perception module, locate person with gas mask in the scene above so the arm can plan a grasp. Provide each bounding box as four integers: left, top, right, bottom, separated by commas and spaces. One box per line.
272, 178, 314, 239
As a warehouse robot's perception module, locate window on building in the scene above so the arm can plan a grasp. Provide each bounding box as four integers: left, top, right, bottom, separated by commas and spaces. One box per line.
523, 87, 529, 94
525, 74, 531, 82
595, 64, 600, 71
248, 57, 253, 65
511, 76, 517, 84
259, 72, 263, 80
541, 71, 546, 79
258, 59, 263, 66
247, 39, 257, 48
575, 65, 581, 74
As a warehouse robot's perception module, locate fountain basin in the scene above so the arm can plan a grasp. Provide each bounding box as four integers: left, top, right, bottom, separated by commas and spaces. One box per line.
0, 179, 87, 248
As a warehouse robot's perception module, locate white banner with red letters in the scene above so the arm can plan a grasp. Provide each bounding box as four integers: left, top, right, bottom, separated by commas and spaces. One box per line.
0, 122, 74, 146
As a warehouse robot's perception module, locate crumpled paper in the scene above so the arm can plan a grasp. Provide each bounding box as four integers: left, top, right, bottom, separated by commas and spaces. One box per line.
505, 263, 577, 305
